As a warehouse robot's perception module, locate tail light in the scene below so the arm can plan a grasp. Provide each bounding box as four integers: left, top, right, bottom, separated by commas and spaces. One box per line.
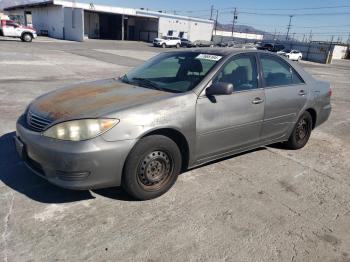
327, 88, 332, 97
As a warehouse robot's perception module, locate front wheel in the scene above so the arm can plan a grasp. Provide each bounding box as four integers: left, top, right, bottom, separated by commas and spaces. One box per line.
122, 135, 182, 200
21, 33, 33, 42
162, 43, 166, 48
176, 43, 180, 48
285, 111, 313, 150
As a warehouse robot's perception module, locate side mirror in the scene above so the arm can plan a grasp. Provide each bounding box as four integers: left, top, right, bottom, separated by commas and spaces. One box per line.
206, 82, 233, 96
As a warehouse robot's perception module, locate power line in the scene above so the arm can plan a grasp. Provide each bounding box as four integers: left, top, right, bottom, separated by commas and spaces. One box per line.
220, 10, 350, 16
237, 5, 350, 11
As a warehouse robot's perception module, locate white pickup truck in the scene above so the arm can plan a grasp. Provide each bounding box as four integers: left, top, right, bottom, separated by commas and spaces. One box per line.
0, 19, 37, 42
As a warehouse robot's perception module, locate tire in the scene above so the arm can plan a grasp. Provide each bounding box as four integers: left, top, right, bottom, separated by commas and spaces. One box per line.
210, 44, 214, 48
122, 135, 182, 200
162, 43, 166, 48
285, 111, 313, 150
21, 33, 33, 42
176, 43, 180, 48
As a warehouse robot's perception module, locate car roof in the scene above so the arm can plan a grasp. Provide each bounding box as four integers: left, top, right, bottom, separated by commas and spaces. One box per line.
165, 48, 271, 57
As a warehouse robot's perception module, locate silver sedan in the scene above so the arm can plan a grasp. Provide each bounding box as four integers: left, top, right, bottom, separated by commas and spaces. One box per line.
15, 49, 332, 200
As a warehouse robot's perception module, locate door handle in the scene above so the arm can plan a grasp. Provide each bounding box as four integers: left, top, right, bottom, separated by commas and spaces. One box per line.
252, 97, 264, 104
298, 90, 307, 96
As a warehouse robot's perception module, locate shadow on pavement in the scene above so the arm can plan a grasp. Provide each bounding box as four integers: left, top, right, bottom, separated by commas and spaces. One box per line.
0, 132, 95, 203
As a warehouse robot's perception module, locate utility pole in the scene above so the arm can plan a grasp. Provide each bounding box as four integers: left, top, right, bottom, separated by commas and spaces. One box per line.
285, 15, 293, 41
210, 5, 214, 20
231, 8, 238, 37
214, 9, 219, 36
302, 34, 305, 42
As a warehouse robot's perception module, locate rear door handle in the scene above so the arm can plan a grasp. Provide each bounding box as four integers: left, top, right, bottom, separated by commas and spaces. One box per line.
298, 90, 307, 96
252, 97, 264, 104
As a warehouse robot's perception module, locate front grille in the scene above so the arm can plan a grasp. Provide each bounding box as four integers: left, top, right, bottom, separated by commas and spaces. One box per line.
27, 111, 52, 132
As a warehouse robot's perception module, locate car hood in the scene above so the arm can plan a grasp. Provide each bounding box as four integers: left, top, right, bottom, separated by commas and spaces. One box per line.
28, 79, 173, 122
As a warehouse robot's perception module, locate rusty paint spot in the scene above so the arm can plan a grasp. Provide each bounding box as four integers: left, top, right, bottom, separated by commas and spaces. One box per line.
36, 81, 167, 120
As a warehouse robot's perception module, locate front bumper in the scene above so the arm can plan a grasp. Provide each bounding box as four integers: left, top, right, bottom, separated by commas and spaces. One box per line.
15, 115, 136, 190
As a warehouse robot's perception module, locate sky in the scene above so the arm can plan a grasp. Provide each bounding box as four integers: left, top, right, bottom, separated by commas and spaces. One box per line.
2, 0, 350, 41
76, 0, 350, 42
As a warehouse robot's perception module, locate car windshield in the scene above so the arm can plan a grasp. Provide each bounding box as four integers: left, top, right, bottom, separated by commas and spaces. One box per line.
121, 52, 223, 93
283, 49, 291, 53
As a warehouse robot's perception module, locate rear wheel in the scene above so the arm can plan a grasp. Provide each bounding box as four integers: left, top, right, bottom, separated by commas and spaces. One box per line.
21, 33, 33, 42
285, 111, 313, 150
162, 43, 166, 48
176, 43, 180, 48
122, 135, 182, 200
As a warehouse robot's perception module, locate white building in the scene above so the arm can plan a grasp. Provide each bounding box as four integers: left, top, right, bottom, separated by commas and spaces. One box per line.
214, 30, 263, 41
4, 0, 214, 42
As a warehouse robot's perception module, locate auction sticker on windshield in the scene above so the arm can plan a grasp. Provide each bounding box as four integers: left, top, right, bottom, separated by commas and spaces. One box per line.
196, 54, 222, 61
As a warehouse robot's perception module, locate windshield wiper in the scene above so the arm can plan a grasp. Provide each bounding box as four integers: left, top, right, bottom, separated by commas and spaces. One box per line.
131, 77, 164, 91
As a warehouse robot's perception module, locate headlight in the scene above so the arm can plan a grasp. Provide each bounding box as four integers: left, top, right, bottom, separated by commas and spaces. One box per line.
43, 119, 119, 141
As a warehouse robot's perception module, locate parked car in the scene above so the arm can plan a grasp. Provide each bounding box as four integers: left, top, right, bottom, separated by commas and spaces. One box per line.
153, 36, 181, 48
233, 43, 258, 50
258, 43, 285, 52
217, 41, 236, 47
180, 38, 192, 47
191, 40, 215, 47
0, 19, 37, 42
15, 49, 331, 200
278, 49, 303, 61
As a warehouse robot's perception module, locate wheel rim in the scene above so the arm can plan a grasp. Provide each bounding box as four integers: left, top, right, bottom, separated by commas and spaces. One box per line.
24, 35, 31, 41
295, 118, 310, 144
137, 150, 173, 191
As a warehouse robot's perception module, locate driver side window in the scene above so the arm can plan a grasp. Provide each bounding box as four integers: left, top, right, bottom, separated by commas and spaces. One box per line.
6, 20, 17, 28
214, 55, 258, 92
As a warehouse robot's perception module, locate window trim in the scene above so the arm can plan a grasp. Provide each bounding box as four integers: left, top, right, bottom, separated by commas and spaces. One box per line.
207, 53, 262, 94
258, 53, 305, 89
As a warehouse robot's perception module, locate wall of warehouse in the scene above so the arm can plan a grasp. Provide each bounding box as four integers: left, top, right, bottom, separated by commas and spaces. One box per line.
332, 45, 348, 60
63, 7, 84, 41
158, 16, 213, 41
32, 6, 64, 39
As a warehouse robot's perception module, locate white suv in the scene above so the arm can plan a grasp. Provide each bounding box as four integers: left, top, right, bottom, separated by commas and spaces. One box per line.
0, 19, 37, 42
153, 36, 181, 48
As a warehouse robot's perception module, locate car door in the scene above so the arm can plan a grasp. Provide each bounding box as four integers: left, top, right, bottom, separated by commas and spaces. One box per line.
195, 54, 265, 161
259, 54, 307, 142
2, 20, 17, 37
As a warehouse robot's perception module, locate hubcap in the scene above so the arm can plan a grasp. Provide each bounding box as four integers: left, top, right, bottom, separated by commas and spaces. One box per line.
137, 151, 172, 190
24, 35, 31, 41
296, 118, 309, 142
